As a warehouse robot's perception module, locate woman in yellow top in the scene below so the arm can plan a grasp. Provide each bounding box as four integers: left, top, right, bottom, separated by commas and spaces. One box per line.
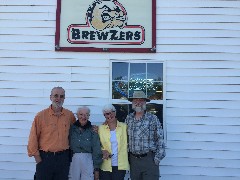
98, 104, 129, 180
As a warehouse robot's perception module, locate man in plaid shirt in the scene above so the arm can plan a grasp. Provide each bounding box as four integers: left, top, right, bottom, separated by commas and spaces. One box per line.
125, 90, 166, 180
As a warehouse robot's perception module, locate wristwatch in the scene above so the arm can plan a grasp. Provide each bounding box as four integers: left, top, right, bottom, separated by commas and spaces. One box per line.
94, 168, 100, 171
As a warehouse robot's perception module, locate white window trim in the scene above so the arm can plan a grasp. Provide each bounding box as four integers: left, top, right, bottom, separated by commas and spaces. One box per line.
110, 59, 167, 142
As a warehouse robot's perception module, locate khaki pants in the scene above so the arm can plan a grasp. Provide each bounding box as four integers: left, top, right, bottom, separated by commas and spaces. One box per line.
69, 153, 94, 180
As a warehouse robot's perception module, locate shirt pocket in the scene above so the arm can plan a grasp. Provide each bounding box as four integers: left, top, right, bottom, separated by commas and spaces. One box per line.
137, 123, 149, 139
63, 120, 70, 132
83, 133, 92, 147
43, 121, 57, 135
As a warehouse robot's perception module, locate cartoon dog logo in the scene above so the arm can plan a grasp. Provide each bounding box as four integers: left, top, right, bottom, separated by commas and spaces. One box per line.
67, 0, 145, 45
87, 0, 127, 31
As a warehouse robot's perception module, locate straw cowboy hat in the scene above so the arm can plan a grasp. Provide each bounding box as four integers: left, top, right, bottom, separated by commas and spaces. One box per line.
128, 90, 150, 102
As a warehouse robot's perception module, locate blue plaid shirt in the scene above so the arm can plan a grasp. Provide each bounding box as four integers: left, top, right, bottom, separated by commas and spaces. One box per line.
125, 112, 166, 162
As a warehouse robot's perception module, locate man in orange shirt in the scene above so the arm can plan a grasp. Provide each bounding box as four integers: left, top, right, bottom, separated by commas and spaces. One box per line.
27, 87, 76, 180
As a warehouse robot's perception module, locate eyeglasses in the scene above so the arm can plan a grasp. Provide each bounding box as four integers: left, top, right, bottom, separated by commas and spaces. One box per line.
104, 111, 115, 116
78, 113, 90, 117
52, 94, 65, 98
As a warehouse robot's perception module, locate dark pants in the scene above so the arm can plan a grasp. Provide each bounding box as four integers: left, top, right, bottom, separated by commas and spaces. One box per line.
129, 152, 159, 180
100, 166, 126, 180
35, 150, 70, 180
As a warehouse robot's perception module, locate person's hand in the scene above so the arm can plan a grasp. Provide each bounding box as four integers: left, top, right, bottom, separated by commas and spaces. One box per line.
102, 150, 110, 160
94, 170, 99, 180
154, 158, 160, 166
34, 155, 42, 164
92, 125, 99, 133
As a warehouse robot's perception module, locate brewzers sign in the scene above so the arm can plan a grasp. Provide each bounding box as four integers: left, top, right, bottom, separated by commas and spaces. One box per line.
55, 0, 156, 53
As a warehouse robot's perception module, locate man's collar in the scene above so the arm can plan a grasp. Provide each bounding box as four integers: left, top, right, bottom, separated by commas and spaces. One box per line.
49, 105, 64, 115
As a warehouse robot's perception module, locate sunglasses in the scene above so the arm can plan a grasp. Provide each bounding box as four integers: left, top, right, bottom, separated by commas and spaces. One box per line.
108, 154, 114, 158
52, 94, 65, 98
104, 111, 115, 116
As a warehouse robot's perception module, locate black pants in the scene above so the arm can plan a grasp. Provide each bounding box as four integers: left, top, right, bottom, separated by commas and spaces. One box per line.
35, 150, 70, 180
100, 166, 126, 180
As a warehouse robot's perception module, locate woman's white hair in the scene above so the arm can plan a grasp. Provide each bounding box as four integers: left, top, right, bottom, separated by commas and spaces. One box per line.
77, 106, 90, 114
102, 104, 116, 113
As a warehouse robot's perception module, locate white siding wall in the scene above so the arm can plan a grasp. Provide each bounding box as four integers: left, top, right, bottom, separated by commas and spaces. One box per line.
0, 0, 239, 179
158, 1, 240, 179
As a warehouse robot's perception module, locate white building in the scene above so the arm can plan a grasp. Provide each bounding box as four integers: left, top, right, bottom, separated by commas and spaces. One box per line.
0, 0, 240, 179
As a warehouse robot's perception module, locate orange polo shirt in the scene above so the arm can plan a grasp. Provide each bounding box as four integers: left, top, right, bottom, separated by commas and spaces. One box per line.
27, 106, 76, 157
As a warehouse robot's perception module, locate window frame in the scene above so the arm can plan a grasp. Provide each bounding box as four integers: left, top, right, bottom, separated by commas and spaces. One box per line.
110, 60, 167, 141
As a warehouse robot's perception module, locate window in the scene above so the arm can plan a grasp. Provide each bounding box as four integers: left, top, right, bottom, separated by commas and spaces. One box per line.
111, 62, 164, 126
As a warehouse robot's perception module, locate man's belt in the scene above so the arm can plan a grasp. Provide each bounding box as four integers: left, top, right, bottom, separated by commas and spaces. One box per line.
39, 149, 69, 156
130, 152, 148, 158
